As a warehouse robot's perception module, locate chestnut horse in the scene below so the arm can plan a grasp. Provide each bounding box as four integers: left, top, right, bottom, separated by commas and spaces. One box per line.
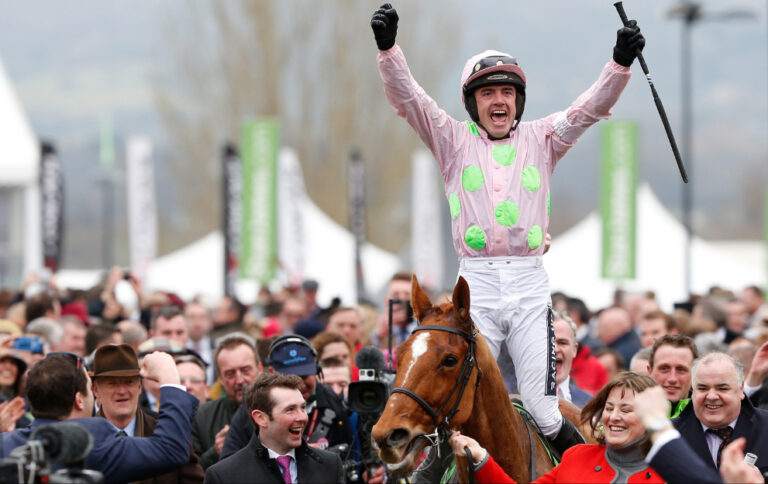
371, 275, 586, 483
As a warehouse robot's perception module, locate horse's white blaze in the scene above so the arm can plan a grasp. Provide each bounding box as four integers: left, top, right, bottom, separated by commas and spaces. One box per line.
402, 332, 430, 384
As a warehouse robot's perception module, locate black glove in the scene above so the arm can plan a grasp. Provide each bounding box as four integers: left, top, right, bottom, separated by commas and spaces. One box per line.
613, 19, 645, 67
371, 3, 399, 51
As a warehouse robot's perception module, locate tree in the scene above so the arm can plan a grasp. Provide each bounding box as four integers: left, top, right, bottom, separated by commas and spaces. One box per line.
153, 0, 462, 252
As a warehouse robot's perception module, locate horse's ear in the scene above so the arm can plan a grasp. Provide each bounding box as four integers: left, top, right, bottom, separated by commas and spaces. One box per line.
452, 276, 471, 324
411, 274, 432, 323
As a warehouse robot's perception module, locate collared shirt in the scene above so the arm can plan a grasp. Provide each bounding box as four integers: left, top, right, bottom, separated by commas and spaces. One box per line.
701, 417, 739, 466
557, 377, 572, 403
266, 447, 298, 483
107, 414, 137, 437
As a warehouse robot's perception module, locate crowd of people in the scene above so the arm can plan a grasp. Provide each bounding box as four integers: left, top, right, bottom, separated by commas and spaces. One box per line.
0, 262, 767, 483
0, 2, 767, 482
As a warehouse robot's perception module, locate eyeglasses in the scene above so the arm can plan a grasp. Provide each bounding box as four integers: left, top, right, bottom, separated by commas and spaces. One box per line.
46, 351, 85, 400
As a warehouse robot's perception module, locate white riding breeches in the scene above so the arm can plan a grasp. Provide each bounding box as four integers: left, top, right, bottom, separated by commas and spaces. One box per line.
458, 256, 563, 438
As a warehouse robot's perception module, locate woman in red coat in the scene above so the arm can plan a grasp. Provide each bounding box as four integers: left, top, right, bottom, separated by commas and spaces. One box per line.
449, 372, 665, 483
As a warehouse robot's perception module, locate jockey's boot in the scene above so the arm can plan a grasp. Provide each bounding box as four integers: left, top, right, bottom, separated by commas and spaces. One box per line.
548, 418, 586, 461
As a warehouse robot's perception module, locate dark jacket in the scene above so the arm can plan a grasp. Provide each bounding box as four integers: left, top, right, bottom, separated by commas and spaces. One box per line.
568, 381, 592, 409
0, 387, 198, 484
192, 393, 239, 469
204, 434, 344, 484
673, 396, 768, 476
609, 330, 642, 368
648, 436, 722, 483
220, 383, 353, 460
133, 408, 205, 484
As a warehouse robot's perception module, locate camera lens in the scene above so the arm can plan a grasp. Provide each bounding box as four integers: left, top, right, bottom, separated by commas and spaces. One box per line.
359, 388, 380, 412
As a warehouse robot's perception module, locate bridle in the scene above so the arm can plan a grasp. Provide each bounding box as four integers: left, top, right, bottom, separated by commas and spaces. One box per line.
390, 324, 483, 456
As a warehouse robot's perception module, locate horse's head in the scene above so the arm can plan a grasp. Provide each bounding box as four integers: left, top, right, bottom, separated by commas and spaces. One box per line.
371, 275, 482, 473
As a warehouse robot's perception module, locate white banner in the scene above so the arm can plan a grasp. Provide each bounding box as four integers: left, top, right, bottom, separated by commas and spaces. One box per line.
126, 136, 157, 283
277, 148, 306, 287
411, 150, 444, 291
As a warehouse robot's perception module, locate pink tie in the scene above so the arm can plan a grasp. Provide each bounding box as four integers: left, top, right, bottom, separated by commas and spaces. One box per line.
276, 455, 292, 484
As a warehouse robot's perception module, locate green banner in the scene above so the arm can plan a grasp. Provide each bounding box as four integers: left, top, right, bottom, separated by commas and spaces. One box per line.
240, 119, 279, 282
601, 121, 637, 280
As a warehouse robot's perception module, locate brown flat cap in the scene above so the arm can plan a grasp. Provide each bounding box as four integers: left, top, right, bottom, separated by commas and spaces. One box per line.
92, 344, 140, 378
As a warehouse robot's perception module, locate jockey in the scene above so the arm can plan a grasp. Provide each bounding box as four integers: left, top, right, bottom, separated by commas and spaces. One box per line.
370, 3, 645, 455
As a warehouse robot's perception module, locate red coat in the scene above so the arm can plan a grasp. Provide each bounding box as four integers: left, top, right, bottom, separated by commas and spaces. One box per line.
570, 345, 609, 395
475, 444, 664, 484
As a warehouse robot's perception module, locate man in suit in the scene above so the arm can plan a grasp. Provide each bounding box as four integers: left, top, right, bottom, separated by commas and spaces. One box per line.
648, 334, 698, 418
92, 344, 204, 484
674, 352, 768, 476
636, 385, 763, 484
220, 334, 354, 459
552, 311, 592, 408
0, 351, 199, 483
205, 372, 344, 483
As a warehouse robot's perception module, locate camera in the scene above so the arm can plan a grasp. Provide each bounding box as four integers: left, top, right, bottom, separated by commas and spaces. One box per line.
12, 336, 44, 354
0, 423, 103, 483
344, 347, 396, 483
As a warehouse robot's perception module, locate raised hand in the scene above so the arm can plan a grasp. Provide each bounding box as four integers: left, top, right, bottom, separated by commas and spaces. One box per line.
370, 3, 399, 51
613, 19, 645, 67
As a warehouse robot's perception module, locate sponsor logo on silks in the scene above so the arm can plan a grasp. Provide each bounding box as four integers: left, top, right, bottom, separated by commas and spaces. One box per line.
283, 356, 308, 365
546, 307, 557, 396
289, 349, 297, 357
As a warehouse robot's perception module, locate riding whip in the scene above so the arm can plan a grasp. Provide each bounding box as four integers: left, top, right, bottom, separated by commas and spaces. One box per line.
614, 1, 689, 183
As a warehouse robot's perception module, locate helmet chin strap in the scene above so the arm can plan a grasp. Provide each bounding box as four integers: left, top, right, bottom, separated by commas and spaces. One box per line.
480, 119, 519, 140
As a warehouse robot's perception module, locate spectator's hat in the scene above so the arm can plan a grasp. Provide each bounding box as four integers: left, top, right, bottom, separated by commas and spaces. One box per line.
0, 353, 28, 376
266, 335, 319, 376
92, 344, 140, 379
0, 320, 21, 337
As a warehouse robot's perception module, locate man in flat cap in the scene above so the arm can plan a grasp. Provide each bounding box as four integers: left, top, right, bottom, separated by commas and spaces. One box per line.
93, 344, 204, 483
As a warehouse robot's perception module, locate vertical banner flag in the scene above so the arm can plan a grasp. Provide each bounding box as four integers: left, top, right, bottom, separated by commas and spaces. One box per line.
222, 143, 242, 297
277, 148, 307, 288
126, 136, 157, 283
39, 142, 63, 272
601, 121, 637, 280
348, 149, 367, 302
240, 119, 279, 283
411, 150, 444, 291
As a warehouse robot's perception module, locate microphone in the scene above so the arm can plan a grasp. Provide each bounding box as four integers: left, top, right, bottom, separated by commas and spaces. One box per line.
355, 346, 386, 373
29, 422, 94, 465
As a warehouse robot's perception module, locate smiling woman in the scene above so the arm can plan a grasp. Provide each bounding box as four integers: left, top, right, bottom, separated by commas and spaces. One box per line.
449, 372, 667, 483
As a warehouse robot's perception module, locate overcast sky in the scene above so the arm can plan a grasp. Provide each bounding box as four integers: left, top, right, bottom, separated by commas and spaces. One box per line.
2, 0, 767, 241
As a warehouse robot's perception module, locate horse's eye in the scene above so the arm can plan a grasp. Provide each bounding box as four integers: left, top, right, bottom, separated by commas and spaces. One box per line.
441, 355, 459, 367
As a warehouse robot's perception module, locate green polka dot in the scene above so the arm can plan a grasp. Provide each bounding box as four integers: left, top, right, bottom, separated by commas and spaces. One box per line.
528, 225, 543, 250
464, 225, 486, 250
449, 194, 461, 219
462, 166, 484, 192
547, 193, 551, 216
465, 121, 480, 136
521, 166, 541, 191
492, 145, 516, 166
494, 201, 519, 226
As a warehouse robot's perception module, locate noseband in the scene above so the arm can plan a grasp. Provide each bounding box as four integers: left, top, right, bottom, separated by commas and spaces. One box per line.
391, 324, 483, 455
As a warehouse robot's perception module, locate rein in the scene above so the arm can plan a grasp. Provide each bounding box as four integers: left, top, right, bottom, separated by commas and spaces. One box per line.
391, 324, 483, 456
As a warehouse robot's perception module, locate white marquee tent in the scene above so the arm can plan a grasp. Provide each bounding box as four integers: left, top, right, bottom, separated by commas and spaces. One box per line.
546, 184, 766, 312
0, 56, 41, 287
59, 198, 400, 307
